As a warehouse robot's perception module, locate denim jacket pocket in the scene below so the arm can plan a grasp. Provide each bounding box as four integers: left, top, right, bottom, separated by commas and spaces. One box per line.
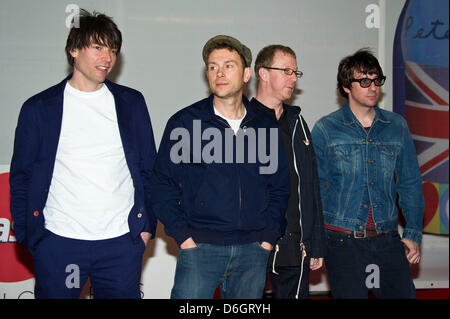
333, 145, 361, 175
377, 144, 400, 177
332, 145, 361, 215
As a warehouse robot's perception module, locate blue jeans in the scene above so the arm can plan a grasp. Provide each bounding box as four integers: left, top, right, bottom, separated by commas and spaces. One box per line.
171, 242, 271, 299
33, 230, 145, 299
325, 229, 416, 299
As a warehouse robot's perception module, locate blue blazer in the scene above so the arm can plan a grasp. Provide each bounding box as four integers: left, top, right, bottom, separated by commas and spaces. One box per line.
9, 74, 157, 253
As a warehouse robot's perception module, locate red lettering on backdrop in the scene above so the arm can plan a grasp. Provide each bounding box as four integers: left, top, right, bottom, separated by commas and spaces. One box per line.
0, 173, 34, 282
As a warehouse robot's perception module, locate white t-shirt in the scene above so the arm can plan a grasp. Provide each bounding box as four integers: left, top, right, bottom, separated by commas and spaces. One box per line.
214, 106, 246, 134
43, 82, 134, 240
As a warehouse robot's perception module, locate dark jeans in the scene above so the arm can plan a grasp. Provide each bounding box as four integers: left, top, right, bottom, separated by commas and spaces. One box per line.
325, 229, 416, 299
171, 242, 270, 299
269, 262, 311, 299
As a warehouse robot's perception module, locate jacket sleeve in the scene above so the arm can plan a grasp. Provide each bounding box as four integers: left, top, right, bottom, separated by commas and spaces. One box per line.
137, 93, 158, 238
9, 100, 39, 246
261, 126, 290, 245
304, 117, 326, 258
149, 116, 191, 246
311, 121, 331, 213
395, 119, 425, 244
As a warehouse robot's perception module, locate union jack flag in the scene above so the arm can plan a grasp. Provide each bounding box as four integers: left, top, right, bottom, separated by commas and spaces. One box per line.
404, 61, 449, 184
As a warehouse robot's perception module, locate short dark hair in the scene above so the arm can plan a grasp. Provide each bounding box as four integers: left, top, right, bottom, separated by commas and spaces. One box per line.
65, 9, 122, 66
337, 48, 384, 98
254, 45, 296, 80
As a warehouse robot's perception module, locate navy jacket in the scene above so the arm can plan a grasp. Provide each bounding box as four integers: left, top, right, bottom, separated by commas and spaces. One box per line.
9, 75, 157, 253
150, 95, 290, 246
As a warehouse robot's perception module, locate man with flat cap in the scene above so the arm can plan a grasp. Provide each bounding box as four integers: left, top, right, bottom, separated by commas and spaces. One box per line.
150, 35, 290, 298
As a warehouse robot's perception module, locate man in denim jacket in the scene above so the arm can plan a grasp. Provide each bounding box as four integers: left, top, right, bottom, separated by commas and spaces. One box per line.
311, 49, 424, 298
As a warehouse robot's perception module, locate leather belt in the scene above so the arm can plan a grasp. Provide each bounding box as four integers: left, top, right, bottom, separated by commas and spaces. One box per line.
335, 228, 383, 238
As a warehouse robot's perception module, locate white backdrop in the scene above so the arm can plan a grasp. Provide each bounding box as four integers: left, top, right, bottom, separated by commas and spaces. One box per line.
1, 0, 448, 299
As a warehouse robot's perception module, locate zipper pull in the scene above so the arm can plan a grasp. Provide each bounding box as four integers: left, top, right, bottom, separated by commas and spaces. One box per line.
300, 243, 307, 258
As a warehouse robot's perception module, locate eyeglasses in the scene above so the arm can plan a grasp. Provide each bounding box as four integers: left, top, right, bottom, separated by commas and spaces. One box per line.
263, 66, 303, 79
350, 76, 386, 88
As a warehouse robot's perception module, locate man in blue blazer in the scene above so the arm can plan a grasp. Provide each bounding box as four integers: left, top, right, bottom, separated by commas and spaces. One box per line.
9, 10, 157, 299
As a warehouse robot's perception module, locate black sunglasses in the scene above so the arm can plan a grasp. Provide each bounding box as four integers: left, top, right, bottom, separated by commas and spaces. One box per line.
350, 76, 386, 88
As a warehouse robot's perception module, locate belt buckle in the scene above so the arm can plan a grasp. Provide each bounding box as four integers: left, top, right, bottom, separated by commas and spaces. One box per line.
353, 229, 366, 238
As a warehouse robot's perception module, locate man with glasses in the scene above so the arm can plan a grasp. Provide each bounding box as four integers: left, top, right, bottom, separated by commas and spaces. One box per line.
251, 45, 325, 299
311, 49, 424, 298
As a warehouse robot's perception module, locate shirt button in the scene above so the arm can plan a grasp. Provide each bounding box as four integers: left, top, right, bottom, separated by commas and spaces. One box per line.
33, 210, 39, 217
369, 182, 374, 186
368, 160, 373, 164
364, 204, 368, 208
137, 213, 143, 218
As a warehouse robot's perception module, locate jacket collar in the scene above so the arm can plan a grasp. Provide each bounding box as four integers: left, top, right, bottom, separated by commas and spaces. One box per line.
342, 101, 390, 126
202, 94, 256, 122
251, 97, 301, 119
251, 97, 277, 120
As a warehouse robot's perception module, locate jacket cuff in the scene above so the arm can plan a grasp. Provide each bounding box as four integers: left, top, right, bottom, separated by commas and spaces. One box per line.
261, 230, 280, 246
402, 228, 423, 244
171, 227, 192, 247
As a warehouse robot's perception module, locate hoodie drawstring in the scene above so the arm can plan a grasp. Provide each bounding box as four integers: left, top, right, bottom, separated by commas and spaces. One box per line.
271, 244, 280, 275
293, 114, 308, 299
273, 114, 310, 298
298, 115, 310, 146
295, 243, 307, 299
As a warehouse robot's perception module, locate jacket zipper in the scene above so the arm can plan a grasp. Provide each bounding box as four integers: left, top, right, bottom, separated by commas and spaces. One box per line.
215, 117, 248, 211
238, 118, 252, 210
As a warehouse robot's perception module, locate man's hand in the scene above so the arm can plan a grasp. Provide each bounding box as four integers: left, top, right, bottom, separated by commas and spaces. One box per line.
401, 238, 421, 264
140, 232, 151, 247
260, 241, 273, 251
310, 257, 324, 270
180, 237, 197, 249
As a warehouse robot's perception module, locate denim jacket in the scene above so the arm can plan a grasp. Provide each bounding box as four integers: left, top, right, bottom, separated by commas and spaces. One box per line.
311, 102, 424, 243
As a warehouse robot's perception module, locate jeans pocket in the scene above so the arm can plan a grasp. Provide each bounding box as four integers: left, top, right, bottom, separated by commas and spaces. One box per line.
255, 242, 272, 253
178, 243, 202, 253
